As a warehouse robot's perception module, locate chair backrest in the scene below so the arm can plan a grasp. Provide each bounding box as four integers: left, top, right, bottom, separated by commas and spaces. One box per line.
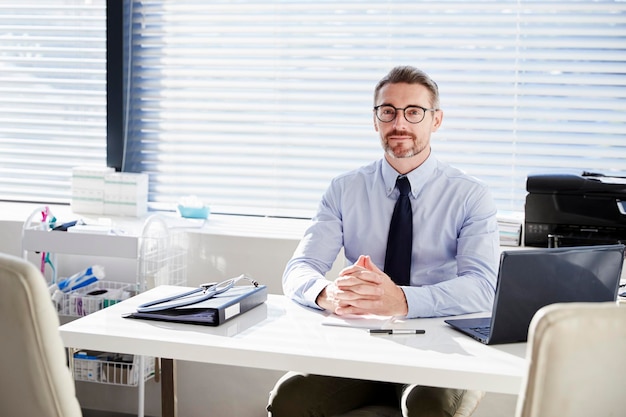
0, 252, 82, 417
515, 301, 626, 417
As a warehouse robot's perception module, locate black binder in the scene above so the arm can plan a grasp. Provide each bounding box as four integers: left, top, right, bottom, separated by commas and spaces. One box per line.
123, 285, 267, 326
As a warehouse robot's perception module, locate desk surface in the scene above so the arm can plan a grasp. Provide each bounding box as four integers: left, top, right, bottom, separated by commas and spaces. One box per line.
59, 286, 527, 395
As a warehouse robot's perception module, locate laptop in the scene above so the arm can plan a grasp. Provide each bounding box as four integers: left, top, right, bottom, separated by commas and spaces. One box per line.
445, 244, 625, 345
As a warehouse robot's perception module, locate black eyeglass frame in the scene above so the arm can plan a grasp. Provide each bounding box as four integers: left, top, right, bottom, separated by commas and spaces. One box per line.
373, 104, 439, 124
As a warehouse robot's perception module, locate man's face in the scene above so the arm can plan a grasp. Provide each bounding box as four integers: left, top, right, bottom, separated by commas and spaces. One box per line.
373, 82, 442, 160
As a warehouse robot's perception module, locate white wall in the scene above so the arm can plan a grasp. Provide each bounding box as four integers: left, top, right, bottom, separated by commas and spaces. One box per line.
0, 204, 516, 417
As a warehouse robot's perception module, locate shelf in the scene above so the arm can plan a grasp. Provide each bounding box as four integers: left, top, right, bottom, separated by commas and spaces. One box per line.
22, 228, 139, 259
22, 210, 188, 417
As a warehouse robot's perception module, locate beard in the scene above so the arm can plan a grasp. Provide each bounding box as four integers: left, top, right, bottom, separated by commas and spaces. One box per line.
382, 130, 426, 159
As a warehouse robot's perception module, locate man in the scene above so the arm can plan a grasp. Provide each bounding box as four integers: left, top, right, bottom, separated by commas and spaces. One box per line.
267, 66, 500, 417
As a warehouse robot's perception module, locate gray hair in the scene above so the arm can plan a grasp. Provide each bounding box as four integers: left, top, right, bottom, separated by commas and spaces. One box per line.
374, 66, 440, 109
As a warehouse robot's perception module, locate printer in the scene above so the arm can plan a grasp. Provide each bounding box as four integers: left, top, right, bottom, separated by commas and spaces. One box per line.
524, 172, 626, 247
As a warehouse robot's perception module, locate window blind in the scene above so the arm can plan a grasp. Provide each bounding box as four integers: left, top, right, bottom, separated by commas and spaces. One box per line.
1, 1, 624, 219
0, 1, 107, 204
124, 0, 626, 218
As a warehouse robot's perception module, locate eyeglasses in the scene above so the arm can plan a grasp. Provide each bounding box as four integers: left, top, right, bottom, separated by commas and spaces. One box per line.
136, 274, 259, 313
374, 105, 438, 124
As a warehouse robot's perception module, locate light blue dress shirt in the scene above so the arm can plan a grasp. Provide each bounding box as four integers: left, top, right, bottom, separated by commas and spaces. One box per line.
283, 154, 500, 318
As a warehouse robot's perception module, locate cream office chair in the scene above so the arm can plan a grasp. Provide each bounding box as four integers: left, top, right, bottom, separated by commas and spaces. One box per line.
452, 390, 484, 417
515, 301, 626, 417
0, 252, 83, 417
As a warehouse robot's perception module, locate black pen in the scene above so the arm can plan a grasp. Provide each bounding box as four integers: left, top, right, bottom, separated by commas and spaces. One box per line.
369, 329, 426, 335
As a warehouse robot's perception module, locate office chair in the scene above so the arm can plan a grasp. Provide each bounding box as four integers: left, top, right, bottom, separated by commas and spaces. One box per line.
453, 390, 484, 417
0, 252, 83, 417
333, 389, 484, 417
515, 301, 626, 417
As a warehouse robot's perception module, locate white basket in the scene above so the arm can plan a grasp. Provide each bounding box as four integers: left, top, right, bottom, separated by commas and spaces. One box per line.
58, 281, 134, 316
73, 351, 156, 386
139, 217, 188, 290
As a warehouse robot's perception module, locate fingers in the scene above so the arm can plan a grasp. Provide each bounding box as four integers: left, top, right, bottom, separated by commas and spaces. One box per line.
335, 299, 384, 316
340, 255, 384, 276
340, 256, 383, 283
342, 255, 375, 272
361, 255, 384, 275
339, 254, 370, 276
317, 282, 378, 314
334, 285, 408, 317
336, 279, 383, 298
316, 282, 342, 311
329, 254, 400, 316
336, 271, 383, 289
338, 263, 363, 277
354, 254, 368, 268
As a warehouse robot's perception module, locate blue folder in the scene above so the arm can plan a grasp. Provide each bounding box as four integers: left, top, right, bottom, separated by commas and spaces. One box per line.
123, 285, 267, 326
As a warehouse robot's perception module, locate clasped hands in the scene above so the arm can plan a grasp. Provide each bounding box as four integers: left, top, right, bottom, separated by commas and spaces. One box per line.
316, 255, 408, 317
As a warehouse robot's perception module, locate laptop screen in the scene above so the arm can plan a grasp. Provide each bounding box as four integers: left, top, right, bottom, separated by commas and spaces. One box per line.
489, 244, 625, 343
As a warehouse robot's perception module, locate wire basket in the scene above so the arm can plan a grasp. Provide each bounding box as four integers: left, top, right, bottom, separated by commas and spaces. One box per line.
73, 350, 156, 386
56, 280, 135, 317
139, 215, 188, 291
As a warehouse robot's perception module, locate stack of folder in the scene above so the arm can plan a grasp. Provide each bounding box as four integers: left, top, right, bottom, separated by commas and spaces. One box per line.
497, 211, 524, 246
124, 285, 267, 326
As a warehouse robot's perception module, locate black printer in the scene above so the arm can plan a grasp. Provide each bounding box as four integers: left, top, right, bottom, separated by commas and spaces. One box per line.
524, 172, 626, 247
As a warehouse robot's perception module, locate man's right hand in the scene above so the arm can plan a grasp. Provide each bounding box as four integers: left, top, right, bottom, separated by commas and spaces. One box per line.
316, 255, 408, 317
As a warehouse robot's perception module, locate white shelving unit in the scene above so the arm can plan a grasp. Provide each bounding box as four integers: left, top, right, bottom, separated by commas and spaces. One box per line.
21, 206, 188, 417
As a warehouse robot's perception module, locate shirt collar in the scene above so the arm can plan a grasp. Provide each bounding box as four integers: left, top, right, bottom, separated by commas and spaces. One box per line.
382, 153, 437, 198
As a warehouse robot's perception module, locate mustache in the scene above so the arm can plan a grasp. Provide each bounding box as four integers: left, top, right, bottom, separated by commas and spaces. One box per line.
385, 129, 417, 141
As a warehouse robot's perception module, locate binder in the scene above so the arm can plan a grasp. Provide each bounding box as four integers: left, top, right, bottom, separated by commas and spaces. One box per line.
123, 285, 267, 326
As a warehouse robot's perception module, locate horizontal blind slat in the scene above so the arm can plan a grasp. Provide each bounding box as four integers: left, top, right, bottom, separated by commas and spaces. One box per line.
124, 0, 626, 217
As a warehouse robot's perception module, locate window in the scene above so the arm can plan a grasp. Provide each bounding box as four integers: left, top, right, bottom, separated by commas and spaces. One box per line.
2, 1, 625, 220
0, 0, 107, 204
123, 0, 626, 218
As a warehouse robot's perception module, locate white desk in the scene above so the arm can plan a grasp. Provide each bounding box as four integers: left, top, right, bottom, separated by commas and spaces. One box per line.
59, 286, 527, 416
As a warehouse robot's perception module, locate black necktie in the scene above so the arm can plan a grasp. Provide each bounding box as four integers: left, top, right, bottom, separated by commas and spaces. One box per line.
384, 175, 412, 286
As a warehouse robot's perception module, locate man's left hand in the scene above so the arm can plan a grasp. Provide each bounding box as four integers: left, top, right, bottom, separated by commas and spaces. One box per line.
332, 255, 408, 317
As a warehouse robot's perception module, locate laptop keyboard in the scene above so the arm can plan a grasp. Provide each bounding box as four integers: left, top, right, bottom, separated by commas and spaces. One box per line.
470, 326, 491, 337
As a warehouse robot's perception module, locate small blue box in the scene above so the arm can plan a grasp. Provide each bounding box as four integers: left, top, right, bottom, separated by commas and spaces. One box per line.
177, 205, 210, 219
